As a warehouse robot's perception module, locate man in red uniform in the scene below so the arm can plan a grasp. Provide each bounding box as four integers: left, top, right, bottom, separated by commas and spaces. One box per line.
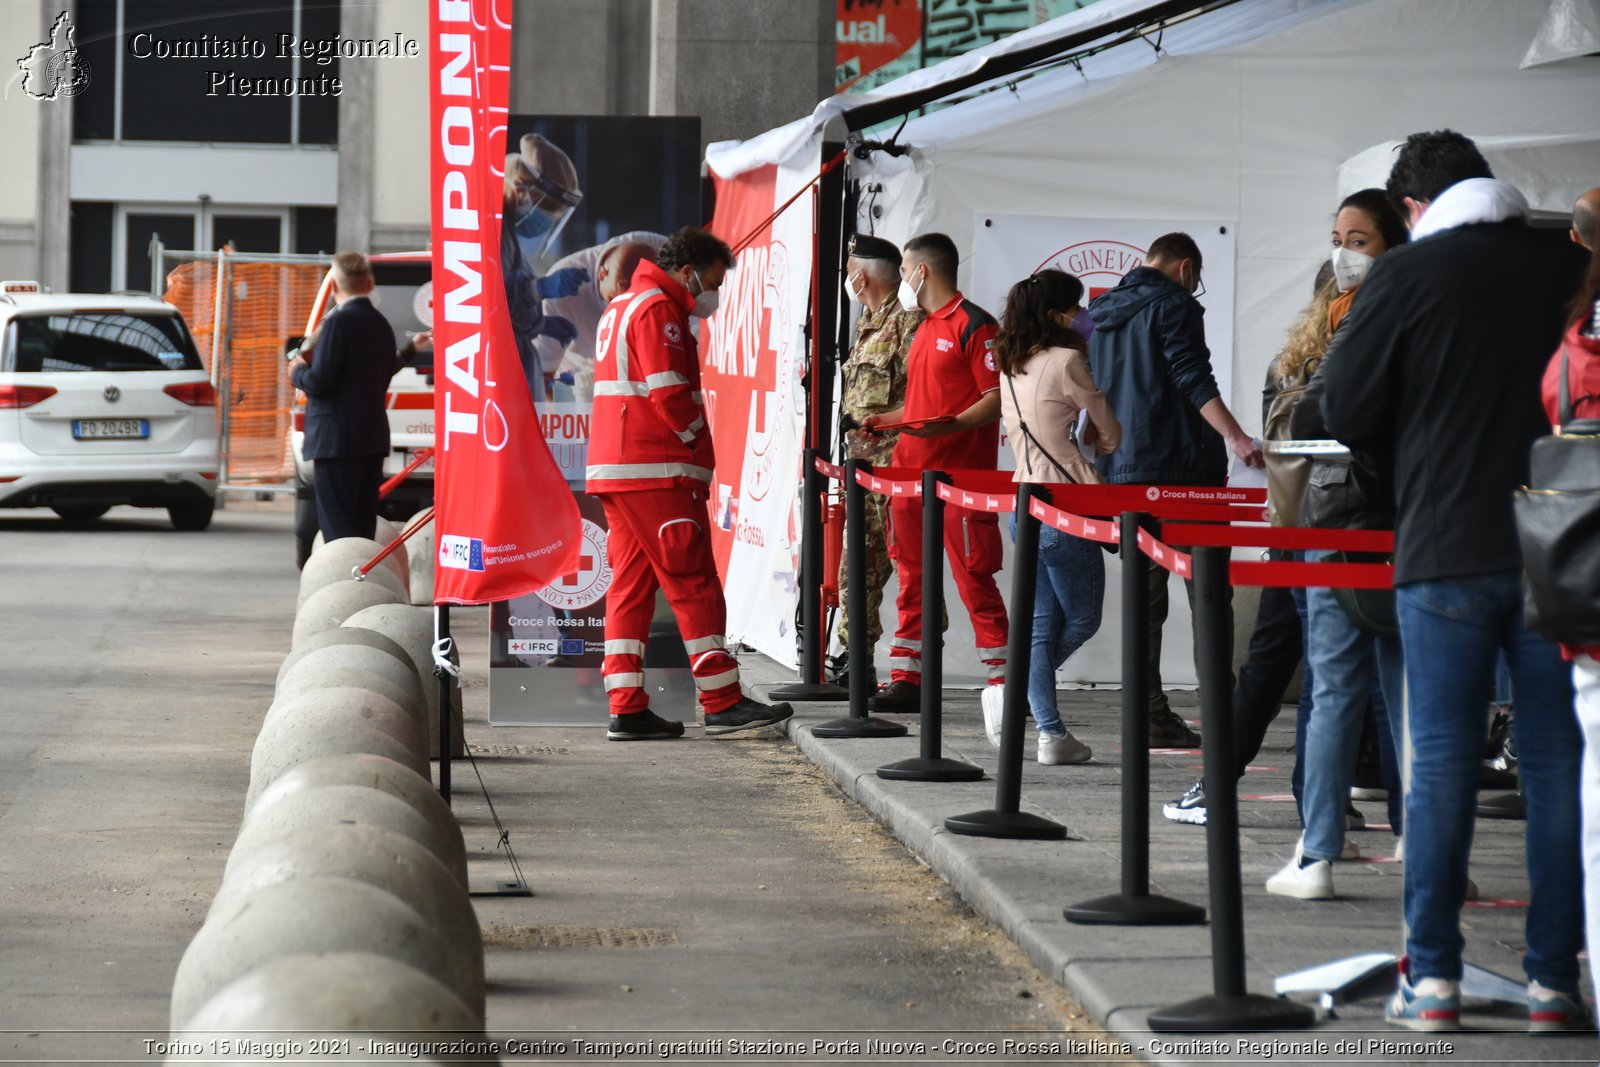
586, 227, 794, 740
861, 232, 1008, 713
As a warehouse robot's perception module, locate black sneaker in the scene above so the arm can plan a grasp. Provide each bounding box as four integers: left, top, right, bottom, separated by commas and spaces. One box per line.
1163, 780, 1208, 825
867, 679, 920, 714
704, 697, 794, 737
1149, 707, 1201, 748
607, 709, 685, 741
829, 654, 878, 691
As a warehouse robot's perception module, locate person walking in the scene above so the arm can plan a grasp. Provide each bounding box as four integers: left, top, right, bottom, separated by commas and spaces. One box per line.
994, 269, 1119, 765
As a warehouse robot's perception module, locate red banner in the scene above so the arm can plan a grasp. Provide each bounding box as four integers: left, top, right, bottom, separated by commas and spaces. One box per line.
428, 0, 579, 605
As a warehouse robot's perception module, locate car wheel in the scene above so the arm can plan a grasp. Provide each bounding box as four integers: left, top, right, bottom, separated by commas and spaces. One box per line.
51, 504, 110, 525
168, 497, 215, 531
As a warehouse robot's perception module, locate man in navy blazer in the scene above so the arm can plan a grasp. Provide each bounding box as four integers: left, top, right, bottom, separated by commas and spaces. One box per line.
288, 251, 399, 542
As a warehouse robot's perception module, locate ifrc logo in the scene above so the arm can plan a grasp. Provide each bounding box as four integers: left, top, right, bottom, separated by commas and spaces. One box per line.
439, 535, 485, 572
509, 638, 559, 655
533, 519, 612, 609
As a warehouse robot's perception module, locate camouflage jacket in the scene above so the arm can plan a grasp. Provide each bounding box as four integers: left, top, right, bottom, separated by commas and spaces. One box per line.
841, 300, 922, 464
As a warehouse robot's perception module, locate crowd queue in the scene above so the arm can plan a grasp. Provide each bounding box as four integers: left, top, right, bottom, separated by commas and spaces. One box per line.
582, 129, 1600, 1034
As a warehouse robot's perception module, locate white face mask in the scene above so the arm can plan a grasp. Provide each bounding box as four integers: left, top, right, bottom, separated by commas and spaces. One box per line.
687, 269, 720, 319
897, 271, 923, 313
844, 272, 865, 306
1330, 246, 1374, 293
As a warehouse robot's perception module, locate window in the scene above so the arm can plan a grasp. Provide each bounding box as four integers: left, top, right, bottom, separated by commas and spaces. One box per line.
72, 0, 340, 146
6, 313, 204, 373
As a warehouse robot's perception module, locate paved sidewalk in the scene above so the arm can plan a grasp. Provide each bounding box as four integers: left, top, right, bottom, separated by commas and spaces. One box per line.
739, 655, 1597, 1067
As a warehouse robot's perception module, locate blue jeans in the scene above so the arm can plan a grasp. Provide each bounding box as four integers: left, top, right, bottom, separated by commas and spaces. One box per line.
1398, 571, 1582, 989
1301, 560, 1402, 864
1011, 517, 1105, 735
1291, 583, 1311, 816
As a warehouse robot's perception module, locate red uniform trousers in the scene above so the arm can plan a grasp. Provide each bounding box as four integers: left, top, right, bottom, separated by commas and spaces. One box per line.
887, 495, 1009, 685
596, 488, 742, 715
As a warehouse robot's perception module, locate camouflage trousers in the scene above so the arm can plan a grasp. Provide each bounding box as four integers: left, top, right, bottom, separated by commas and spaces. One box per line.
836, 491, 893, 648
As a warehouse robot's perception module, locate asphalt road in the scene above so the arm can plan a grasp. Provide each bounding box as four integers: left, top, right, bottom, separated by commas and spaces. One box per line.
0, 501, 1108, 1063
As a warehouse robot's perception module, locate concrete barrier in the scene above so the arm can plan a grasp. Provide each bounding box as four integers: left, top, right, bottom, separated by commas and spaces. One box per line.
342, 604, 463, 759
276, 643, 426, 722
407, 514, 435, 606
276, 626, 419, 691
298, 537, 408, 609
259, 687, 424, 764
310, 522, 409, 580
293, 581, 404, 648
174, 952, 476, 1048
249, 718, 423, 807
168, 876, 452, 1030
244, 754, 465, 886
214, 824, 483, 1018
273, 667, 421, 738
233, 784, 465, 888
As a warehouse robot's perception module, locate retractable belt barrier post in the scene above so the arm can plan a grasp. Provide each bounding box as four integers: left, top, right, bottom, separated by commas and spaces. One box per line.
1063, 510, 1206, 926
812, 458, 908, 740
878, 470, 983, 782
946, 482, 1067, 840
770, 447, 849, 703
1148, 545, 1314, 1031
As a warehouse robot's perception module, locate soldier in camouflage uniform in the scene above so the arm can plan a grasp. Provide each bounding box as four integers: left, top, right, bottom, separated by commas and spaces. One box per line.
833, 235, 924, 686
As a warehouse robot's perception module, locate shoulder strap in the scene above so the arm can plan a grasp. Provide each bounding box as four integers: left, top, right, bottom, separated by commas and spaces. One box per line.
1005, 370, 1077, 482
1560, 342, 1574, 428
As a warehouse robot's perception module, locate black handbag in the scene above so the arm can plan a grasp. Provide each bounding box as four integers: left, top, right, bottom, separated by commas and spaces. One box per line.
1514, 343, 1600, 645
1327, 550, 1399, 638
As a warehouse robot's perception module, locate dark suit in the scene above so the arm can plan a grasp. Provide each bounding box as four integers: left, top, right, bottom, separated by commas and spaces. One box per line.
291, 295, 395, 541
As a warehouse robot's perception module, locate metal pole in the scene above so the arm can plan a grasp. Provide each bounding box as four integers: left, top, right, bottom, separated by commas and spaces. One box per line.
1064, 512, 1204, 924
878, 471, 980, 780
945, 483, 1064, 838
1148, 546, 1315, 1031
814, 459, 907, 739
437, 603, 452, 805
770, 450, 848, 702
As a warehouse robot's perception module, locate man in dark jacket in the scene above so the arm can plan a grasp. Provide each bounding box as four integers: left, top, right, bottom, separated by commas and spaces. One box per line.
289, 251, 397, 543
1088, 232, 1263, 746
1322, 130, 1590, 1032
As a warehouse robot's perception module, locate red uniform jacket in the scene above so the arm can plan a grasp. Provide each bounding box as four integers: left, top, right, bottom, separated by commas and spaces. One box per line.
586, 260, 715, 494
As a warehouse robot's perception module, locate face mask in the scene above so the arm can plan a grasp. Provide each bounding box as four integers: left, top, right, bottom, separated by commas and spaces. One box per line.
844, 272, 865, 306
1330, 246, 1374, 292
513, 208, 554, 241
897, 271, 923, 313
687, 269, 720, 319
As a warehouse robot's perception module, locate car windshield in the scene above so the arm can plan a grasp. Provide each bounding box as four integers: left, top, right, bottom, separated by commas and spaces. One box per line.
5, 312, 203, 373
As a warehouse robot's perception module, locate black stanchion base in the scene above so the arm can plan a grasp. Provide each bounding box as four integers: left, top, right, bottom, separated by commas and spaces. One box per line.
767, 681, 850, 702
1148, 993, 1316, 1032
945, 809, 1067, 840
877, 756, 985, 782
1062, 892, 1206, 927
1477, 791, 1526, 820
811, 715, 909, 739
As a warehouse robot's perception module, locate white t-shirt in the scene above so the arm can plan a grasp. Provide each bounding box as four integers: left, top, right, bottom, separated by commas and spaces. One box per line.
532, 230, 669, 376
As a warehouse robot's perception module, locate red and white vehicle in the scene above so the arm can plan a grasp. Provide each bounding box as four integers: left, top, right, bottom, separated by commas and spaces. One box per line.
291, 251, 434, 565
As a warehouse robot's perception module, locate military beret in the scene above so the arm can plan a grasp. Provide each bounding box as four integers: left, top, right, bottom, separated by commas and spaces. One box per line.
846, 233, 901, 264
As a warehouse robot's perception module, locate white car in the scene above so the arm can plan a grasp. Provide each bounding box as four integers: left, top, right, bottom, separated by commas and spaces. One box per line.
0, 282, 220, 529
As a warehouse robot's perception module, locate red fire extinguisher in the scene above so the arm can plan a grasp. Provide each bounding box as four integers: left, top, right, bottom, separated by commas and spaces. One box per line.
821, 490, 845, 610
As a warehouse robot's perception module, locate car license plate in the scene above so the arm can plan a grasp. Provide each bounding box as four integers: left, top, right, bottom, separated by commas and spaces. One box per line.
73, 419, 149, 440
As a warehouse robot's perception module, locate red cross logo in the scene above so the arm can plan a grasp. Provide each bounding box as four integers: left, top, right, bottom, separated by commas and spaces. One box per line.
561, 555, 594, 588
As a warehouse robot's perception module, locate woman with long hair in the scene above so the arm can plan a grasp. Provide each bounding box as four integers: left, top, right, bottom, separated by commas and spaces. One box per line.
1267, 187, 1410, 900
992, 269, 1120, 765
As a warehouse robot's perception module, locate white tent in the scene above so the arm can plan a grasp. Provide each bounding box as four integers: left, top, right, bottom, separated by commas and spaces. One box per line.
709, 0, 1600, 685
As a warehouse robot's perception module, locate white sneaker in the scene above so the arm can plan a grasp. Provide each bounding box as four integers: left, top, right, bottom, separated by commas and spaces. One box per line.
1294, 833, 1357, 863
1393, 836, 1404, 863
980, 684, 1004, 748
1038, 730, 1091, 765
1266, 855, 1334, 900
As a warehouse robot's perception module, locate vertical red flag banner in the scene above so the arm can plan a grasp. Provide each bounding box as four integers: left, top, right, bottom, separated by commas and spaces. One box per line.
428, 0, 579, 605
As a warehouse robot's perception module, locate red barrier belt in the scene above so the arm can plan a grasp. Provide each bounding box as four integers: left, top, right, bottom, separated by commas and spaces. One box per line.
1150, 502, 1270, 524
1231, 559, 1393, 590
813, 456, 844, 481
378, 447, 434, 501
358, 505, 434, 578
936, 469, 1017, 494
1165, 524, 1393, 552
936, 481, 1015, 513
855, 468, 923, 497
1029, 496, 1120, 545
1137, 528, 1192, 577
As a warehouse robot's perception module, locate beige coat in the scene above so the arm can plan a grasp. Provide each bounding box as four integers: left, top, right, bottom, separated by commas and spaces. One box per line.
1000, 345, 1121, 484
